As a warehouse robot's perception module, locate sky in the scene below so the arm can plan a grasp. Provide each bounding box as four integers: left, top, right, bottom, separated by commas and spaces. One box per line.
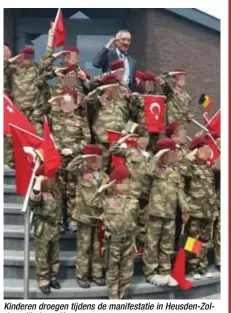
197, 8, 221, 19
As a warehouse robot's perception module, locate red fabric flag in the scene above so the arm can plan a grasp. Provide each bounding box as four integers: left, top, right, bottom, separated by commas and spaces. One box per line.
204, 110, 220, 137
42, 119, 61, 177
206, 134, 220, 165
172, 248, 193, 290
106, 130, 138, 168
53, 9, 66, 48
10, 126, 42, 195
4, 93, 37, 135
106, 130, 125, 168
143, 95, 166, 133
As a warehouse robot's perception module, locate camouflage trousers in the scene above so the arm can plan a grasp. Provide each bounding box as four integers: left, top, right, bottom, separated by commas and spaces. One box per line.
104, 232, 134, 299
30, 104, 51, 137
186, 217, 213, 273
76, 223, 103, 279
97, 142, 112, 174
143, 216, 175, 278
58, 168, 78, 225
213, 216, 220, 266
4, 135, 14, 169
136, 199, 149, 248
34, 220, 60, 287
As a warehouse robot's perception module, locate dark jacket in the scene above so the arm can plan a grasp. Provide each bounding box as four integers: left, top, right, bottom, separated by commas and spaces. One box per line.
92, 47, 136, 91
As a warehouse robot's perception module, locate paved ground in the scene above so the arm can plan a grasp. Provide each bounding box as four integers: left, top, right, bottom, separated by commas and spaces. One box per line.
198, 293, 220, 299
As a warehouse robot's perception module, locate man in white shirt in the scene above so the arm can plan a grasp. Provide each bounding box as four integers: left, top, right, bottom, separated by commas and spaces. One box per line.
92, 30, 137, 91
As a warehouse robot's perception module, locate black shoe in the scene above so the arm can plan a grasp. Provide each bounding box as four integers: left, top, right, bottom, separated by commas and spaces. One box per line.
50, 280, 61, 289
39, 285, 51, 295
77, 277, 91, 289
215, 265, 221, 272
92, 277, 106, 286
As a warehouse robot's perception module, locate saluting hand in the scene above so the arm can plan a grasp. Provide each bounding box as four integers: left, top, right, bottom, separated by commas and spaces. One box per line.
8, 54, 23, 63
53, 50, 70, 58
61, 148, 73, 156
118, 133, 138, 144
106, 38, 119, 48
97, 180, 116, 193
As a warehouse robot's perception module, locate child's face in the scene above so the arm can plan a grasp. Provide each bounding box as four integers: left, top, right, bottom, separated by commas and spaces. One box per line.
159, 150, 176, 165
197, 145, 211, 161
173, 128, 187, 145
144, 80, 155, 93
60, 95, 77, 113
65, 52, 80, 64
115, 178, 130, 194
137, 136, 149, 150
86, 156, 102, 171
174, 74, 186, 88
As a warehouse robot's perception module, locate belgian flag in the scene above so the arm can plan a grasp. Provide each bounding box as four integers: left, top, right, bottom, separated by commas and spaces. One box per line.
198, 94, 212, 112
178, 234, 202, 255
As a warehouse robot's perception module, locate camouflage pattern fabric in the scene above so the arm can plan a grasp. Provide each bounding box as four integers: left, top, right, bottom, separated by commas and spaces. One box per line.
165, 88, 193, 128
102, 195, 138, 299
76, 223, 103, 279
29, 184, 62, 287
186, 217, 213, 273
213, 216, 220, 266
143, 217, 175, 278
4, 135, 14, 169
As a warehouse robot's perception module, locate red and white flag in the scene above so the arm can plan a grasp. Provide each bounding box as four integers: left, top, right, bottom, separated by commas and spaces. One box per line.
42, 118, 61, 177
143, 95, 166, 133
53, 9, 66, 47
10, 126, 42, 195
203, 110, 220, 137
205, 133, 220, 165
4, 93, 37, 135
106, 130, 137, 168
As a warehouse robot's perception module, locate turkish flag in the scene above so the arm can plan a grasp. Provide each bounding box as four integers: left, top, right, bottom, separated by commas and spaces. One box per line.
53, 9, 66, 48
205, 134, 220, 165
10, 126, 42, 195
42, 119, 61, 177
204, 110, 220, 137
106, 130, 137, 168
4, 93, 37, 135
143, 95, 166, 133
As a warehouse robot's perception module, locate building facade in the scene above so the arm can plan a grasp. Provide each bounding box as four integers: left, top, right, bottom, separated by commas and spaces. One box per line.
4, 8, 220, 135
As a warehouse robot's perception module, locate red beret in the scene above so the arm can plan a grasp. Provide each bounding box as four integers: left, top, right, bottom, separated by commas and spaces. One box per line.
110, 165, 130, 182
156, 138, 176, 151
4, 40, 10, 48
136, 71, 146, 81
67, 46, 80, 54
101, 73, 118, 85
82, 144, 103, 156
144, 71, 156, 81
19, 47, 35, 55
62, 89, 78, 98
35, 165, 44, 176
165, 121, 181, 136
110, 60, 125, 71
189, 136, 209, 150
61, 63, 76, 75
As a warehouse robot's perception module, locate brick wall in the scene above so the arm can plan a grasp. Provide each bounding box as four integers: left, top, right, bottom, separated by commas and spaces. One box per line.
126, 9, 220, 136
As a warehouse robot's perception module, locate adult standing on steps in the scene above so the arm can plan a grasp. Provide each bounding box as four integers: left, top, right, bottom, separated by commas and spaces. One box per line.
92, 30, 137, 91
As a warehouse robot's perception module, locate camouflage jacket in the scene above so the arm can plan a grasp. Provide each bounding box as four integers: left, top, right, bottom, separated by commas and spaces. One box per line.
48, 102, 91, 168
103, 195, 139, 235
85, 84, 130, 143
148, 160, 189, 218
29, 184, 62, 226
180, 156, 218, 218
213, 157, 220, 210
4, 47, 55, 111
109, 142, 151, 199
166, 88, 193, 127
71, 170, 109, 226
172, 143, 189, 173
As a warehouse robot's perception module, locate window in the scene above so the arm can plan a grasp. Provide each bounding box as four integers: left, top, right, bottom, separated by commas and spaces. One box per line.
77, 35, 113, 77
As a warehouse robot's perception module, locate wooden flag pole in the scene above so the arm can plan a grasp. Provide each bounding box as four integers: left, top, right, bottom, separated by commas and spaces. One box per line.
9, 123, 43, 141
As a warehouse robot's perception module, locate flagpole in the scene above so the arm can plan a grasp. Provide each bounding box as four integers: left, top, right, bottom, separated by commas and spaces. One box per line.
23, 158, 40, 299
192, 119, 210, 133
9, 123, 43, 141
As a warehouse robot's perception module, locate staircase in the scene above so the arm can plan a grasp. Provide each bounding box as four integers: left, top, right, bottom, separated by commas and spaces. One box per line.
4, 166, 220, 299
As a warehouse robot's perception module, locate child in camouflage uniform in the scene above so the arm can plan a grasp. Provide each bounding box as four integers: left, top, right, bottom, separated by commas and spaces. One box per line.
29, 165, 62, 295
180, 136, 218, 279
143, 138, 189, 287
102, 166, 139, 299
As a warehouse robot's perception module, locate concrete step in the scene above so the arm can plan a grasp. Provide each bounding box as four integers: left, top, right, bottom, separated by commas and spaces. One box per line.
4, 168, 15, 185
4, 275, 220, 299
4, 225, 77, 251
4, 250, 143, 280
4, 203, 23, 225
4, 185, 24, 204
